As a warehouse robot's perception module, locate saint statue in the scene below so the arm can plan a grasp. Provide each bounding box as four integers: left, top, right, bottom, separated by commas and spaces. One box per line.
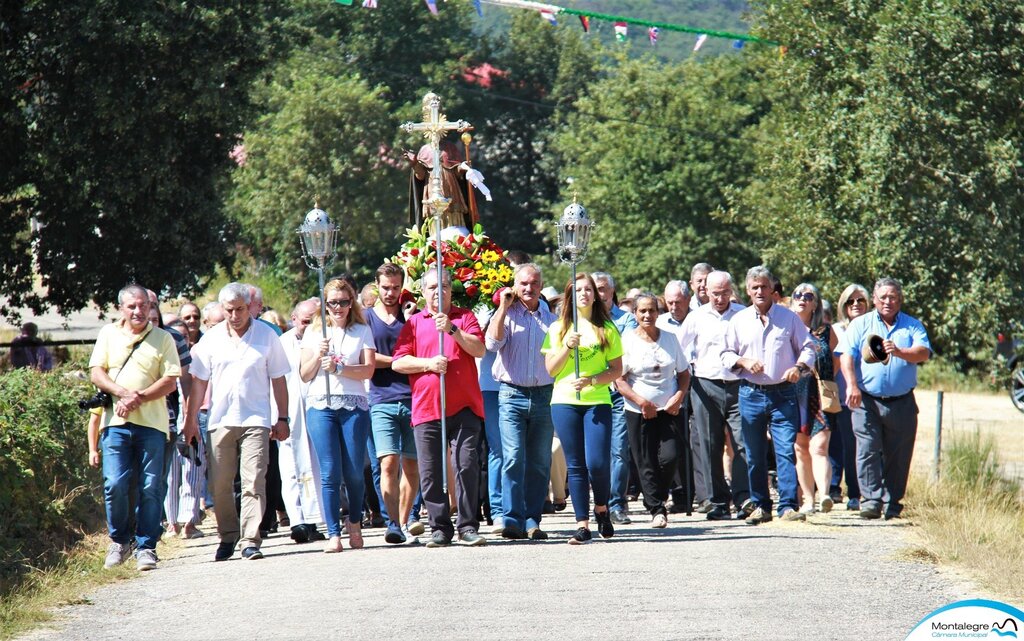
406, 138, 476, 230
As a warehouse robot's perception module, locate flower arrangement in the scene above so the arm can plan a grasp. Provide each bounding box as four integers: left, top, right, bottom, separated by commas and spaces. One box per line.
389, 222, 514, 311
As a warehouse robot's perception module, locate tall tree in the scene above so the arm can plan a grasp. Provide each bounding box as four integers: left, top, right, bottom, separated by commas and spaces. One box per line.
1, 0, 279, 317
733, 0, 1024, 362
551, 53, 767, 289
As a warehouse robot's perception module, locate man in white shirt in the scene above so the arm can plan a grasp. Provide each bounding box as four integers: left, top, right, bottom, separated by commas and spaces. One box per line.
677, 271, 751, 521
183, 282, 291, 561
721, 266, 816, 525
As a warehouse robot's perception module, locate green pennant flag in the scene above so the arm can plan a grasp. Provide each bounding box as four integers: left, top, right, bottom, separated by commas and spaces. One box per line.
335, 0, 354, 5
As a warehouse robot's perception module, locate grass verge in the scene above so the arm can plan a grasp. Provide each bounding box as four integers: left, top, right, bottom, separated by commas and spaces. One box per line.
903, 430, 1024, 604
0, 534, 183, 641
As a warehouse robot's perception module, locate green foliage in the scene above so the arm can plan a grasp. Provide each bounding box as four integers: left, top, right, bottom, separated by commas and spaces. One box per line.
551, 53, 766, 289
731, 0, 1024, 362
1, 0, 281, 317
0, 368, 101, 595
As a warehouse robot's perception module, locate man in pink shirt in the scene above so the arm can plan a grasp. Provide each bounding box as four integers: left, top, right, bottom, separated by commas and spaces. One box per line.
721, 266, 816, 525
392, 269, 487, 547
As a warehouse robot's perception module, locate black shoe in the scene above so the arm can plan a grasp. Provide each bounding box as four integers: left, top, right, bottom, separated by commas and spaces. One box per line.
458, 530, 487, 546
542, 501, 555, 514
706, 506, 732, 521
829, 487, 843, 503
307, 526, 326, 541
737, 498, 756, 519
595, 510, 615, 539
695, 499, 714, 514
241, 546, 263, 560
859, 503, 882, 520
425, 531, 451, 548
290, 525, 310, 544
259, 529, 269, 540
552, 501, 567, 512
214, 540, 236, 562
527, 527, 549, 540
610, 509, 631, 525
501, 525, 527, 540
567, 527, 592, 545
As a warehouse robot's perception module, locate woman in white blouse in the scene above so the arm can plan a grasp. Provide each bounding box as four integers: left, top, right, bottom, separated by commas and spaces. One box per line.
300, 279, 376, 553
615, 293, 691, 528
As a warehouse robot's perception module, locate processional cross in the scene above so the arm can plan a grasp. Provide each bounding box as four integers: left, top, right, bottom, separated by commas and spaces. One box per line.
400, 93, 472, 493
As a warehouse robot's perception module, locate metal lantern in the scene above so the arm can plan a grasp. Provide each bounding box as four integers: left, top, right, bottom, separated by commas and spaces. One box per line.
556, 199, 594, 266
297, 205, 339, 398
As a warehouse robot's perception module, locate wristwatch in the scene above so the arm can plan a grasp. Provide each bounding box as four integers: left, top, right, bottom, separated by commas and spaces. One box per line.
278, 416, 290, 425
796, 363, 809, 373
447, 324, 457, 336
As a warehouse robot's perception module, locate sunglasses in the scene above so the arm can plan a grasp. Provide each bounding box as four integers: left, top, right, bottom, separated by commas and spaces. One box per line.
792, 292, 815, 302
845, 297, 867, 306
326, 299, 352, 309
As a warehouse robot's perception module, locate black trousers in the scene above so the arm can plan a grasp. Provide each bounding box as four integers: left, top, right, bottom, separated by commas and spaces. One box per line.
413, 408, 481, 539
626, 409, 679, 516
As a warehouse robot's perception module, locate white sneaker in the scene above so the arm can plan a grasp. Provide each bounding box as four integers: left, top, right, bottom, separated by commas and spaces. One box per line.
651, 513, 668, 529
104, 542, 131, 569
490, 518, 504, 534
135, 548, 158, 571
799, 502, 817, 515
402, 525, 420, 545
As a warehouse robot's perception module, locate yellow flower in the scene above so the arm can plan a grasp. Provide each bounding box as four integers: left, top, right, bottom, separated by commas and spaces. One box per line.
479, 281, 496, 295
497, 265, 513, 281
481, 250, 500, 263
474, 261, 483, 270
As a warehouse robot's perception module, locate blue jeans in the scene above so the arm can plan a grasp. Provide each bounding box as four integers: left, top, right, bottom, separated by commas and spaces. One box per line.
482, 390, 503, 521
738, 384, 800, 515
552, 403, 612, 522
365, 430, 382, 520
306, 406, 370, 537
198, 410, 214, 507
608, 390, 629, 511
498, 383, 554, 531
101, 423, 166, 551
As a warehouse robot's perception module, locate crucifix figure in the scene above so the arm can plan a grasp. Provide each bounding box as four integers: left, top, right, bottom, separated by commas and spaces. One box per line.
402, 93, 474, 230
400, 92, 472, 494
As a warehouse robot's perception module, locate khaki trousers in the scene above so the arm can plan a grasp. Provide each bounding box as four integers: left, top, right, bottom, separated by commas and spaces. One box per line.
209, 425, 269, 549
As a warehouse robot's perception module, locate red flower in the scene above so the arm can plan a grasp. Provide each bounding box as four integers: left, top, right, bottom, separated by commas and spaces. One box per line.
410, 248, 419, 257
465, 284, 479, 298
442, 251, 461, 267
400, 289, 416, 304
455, 267, 476, 282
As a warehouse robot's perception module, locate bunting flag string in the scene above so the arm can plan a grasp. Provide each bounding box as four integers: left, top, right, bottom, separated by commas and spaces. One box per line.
648, 27, 658, 47
614, 22, 628, 43
693, 33, 707, 51
361, 0, 377, 7
476, 0, 780, 47
540, 8, 557, 25
424, 0, 438, 16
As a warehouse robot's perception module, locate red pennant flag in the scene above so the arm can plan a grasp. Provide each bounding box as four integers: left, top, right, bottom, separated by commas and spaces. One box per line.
578, 15, 590, 33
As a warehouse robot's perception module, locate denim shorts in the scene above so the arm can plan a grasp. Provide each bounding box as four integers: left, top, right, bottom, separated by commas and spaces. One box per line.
370, 400, 417, 459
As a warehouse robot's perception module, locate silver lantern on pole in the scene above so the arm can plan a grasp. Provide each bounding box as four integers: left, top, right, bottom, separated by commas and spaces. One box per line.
556, 195, 594, 400
298, 204, 339, 398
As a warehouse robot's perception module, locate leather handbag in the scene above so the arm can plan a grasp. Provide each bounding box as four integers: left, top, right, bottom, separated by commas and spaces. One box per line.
813, 369, 841, 414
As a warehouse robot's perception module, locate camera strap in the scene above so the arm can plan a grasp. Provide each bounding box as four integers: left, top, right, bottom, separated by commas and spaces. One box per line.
111, 326, 154, 385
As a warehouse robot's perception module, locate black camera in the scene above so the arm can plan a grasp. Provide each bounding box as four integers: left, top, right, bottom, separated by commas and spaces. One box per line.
78, 390, 112, 411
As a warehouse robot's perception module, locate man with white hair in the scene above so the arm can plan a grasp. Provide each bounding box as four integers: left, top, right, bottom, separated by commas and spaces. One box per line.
278, 299, 326, 543
722, 266, 816, 525
90, 284, 181, 571
183, 282, 291, 560
677, 271, 752, 520
592, 271, 638, 526
689, 263, 713, 310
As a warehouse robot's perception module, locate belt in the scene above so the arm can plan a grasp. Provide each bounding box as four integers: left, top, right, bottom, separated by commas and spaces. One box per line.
697, 377, 741, 387
741, 380, 793, 391
862, 389, 914, 402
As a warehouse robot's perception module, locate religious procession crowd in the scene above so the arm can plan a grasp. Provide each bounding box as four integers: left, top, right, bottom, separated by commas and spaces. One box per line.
79, 252, 931, 571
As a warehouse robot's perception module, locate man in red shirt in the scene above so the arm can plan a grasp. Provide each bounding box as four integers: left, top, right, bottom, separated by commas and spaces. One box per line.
393, 268, 487, 547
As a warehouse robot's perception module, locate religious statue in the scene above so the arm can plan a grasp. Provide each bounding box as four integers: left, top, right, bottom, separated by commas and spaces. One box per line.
406, 138, 475, 230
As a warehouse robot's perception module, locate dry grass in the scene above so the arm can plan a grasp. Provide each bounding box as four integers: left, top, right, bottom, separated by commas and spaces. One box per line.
903, 431, 1024, 604
0, 534, 183, 641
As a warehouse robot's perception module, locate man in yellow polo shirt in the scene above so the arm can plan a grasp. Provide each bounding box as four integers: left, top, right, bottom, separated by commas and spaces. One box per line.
89, 284, 180, 571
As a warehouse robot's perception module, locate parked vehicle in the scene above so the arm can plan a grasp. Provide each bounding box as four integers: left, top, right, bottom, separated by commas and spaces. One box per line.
995, 329, 1024, 414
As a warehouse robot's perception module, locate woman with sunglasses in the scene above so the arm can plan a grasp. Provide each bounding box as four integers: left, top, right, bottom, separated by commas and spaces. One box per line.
300, 279, 376, 552
542, 272, 623, 544
789, 283, 839, 514
832, 284, 870, 510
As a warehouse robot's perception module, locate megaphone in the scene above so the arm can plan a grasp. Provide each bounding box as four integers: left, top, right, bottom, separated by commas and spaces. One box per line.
863, 334, 890, 365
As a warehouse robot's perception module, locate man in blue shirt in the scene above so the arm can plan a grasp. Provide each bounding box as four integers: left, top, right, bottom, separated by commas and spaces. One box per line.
839, 278, 931, 520
593, 272, 638, 525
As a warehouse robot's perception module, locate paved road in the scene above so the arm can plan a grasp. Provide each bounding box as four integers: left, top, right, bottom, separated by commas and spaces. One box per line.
21, 506, 973, 641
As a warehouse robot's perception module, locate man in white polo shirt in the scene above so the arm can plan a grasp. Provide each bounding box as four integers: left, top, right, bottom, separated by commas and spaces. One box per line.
183, 282, 291, 561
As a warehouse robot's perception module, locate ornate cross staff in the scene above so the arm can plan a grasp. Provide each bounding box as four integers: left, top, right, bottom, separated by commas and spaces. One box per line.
556, 195, 594, 400
401, 92, 471, 493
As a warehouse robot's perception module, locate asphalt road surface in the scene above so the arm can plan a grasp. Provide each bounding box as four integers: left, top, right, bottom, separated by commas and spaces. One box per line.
20, 504, 975, 641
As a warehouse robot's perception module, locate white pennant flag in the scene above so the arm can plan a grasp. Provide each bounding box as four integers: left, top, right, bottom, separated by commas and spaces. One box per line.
693, 33, 708, 51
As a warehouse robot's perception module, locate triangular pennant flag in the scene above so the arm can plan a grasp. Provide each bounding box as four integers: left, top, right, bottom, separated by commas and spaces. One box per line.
335, 0, 354, 4
540, 9, 557, 25
779, 45, 788, 59
362, 0, 377, 7
614, 22, 628, 42
424, 0, 438, 15
693, 33, 708, 51
473, 0, 482, 17
578, 15, 590, 33
732, 39, 744, 49
648, 26, 659, 46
